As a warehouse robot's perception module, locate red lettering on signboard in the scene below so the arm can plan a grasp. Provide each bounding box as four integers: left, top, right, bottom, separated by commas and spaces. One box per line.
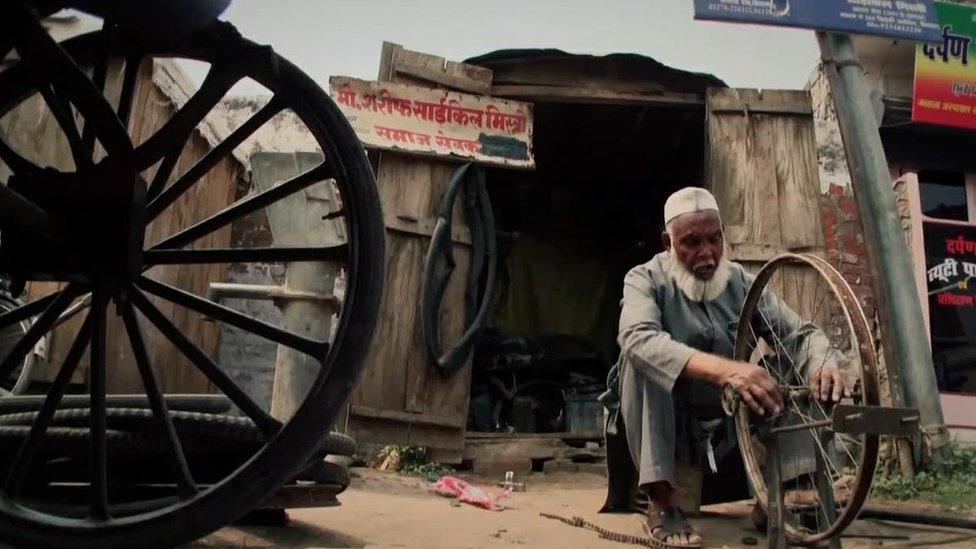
341, 88, 527, 135
945, 235, 976, 255
938, 292, 976, 306
373, 126, 481, 153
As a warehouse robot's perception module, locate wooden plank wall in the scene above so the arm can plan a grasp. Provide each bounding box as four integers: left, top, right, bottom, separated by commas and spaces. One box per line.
706, 88, 829, 325
0, 58, 240, 393
348, 157, 473, 456
345, 43, 493, 462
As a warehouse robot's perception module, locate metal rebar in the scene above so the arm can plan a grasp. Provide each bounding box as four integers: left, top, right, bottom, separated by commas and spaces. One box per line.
769, 419, 833, 435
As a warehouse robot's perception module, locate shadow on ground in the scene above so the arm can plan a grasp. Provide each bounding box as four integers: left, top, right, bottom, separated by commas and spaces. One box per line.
188, 518, 366, 548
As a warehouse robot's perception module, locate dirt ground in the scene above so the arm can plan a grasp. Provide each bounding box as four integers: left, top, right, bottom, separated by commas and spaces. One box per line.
191, 469, 976, 548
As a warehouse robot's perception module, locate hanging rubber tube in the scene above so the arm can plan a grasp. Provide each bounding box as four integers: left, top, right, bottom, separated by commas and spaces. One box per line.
421, 163, 497, 376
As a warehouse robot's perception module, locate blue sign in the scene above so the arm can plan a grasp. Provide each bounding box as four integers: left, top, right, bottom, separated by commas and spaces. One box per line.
693, 0, 942, 42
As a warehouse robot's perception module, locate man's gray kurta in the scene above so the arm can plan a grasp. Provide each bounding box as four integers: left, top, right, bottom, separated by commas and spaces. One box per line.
604, 252, 833, 490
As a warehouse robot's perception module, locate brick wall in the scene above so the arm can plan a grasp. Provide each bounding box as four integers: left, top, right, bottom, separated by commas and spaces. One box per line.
809, 62, 881, 324
808, 62, 914, 406
820, 185, 878, 322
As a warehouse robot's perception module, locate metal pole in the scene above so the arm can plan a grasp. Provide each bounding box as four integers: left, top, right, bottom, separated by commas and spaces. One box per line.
816, 31, 949, 463
270, 260, 338, 419
764, 428, 786, 549
250, 152, 346, 423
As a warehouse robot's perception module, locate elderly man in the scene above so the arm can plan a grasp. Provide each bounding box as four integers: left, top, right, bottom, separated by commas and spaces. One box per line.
604, 187, 846, 548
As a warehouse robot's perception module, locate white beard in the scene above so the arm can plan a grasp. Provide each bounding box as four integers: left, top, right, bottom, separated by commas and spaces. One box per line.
666, 252, 733, 302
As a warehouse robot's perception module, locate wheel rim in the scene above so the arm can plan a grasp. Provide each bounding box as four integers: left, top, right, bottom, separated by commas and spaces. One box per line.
0, 17, 383, 547
732, 253, 880, 544
0, 296, 33, 397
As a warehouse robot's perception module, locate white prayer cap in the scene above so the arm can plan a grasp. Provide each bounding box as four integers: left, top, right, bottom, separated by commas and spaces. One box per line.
663, 187, 721, 226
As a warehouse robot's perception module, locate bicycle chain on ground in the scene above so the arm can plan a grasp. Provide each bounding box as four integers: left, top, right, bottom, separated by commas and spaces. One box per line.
540, 512, 654, 547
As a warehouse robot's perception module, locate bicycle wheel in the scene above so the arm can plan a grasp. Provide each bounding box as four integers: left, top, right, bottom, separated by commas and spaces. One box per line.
0, 11, 383, 548
0, 295, 34, 396
732, 253, 880, 544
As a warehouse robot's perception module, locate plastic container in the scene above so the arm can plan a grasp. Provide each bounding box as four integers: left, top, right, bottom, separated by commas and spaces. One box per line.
564, 393, 603, 434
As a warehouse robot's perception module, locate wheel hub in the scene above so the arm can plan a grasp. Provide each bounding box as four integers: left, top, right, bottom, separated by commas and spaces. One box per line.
0, 163, 144, 290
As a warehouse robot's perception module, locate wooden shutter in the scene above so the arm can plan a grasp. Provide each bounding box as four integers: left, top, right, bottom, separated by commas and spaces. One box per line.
344, 43, 494, 462
706, 88, 826, 319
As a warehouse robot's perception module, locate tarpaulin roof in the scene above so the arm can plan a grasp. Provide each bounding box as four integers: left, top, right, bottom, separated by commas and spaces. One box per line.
465, 49, 726, 95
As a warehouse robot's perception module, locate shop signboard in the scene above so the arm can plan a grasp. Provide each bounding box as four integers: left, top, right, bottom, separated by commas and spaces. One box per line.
693, 0, 941, 42
924, 223, 976, 390
328, 76, 534, 169
912, 2, 976, 130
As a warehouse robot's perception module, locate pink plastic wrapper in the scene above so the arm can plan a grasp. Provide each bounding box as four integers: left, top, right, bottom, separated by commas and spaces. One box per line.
433, 475, 510, 511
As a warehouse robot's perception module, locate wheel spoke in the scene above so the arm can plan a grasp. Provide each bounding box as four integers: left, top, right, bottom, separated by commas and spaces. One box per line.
0, 183, 60, 250
809, 391, 861, 468
136, 277, 328, 358
756, 297, 812, 388
0, 286, 78, 382
750, 323, 786, 384
146, 96, 285, 221
776, 285, 789, 378
80, 24, 112, 158
54, 293, 93, 328
812, 280, 831, 330
756, 305, 796, 382
793, 269, 802, 318
143, 245, 349, 266
146, 148, 183, 203
132, 64, 240, 170
0, 134, 38, 175
116, 54, 141, 128
807, 429, 843, 484
785, 392, 855, 493
38, 84, 92, 171
120, 301, 198, 498
811, 275, 824, 324
154, 163, 335, 249
10, 5, 130, 158
0, 292, 60, 332
2, 312, 93, 496
786, 405, 843, 483
88, 292, 109, 520
128, 288, 281, 436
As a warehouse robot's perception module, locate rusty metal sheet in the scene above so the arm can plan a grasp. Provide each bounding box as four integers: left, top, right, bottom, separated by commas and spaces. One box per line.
831, 404, 920, 436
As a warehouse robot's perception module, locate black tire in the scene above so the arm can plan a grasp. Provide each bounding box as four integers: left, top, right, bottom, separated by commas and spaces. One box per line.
320, 431, 357, 458
0, 23, 385, 548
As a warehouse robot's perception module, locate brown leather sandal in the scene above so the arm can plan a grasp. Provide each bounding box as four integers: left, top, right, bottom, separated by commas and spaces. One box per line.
642, 506, 702, 548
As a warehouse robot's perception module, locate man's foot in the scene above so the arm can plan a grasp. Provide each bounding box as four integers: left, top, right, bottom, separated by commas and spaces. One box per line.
642, 506, 702, 548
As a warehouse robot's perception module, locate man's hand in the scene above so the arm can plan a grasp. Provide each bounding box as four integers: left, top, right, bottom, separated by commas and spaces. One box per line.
720, 361, 783, 417
810, 366, 848, 403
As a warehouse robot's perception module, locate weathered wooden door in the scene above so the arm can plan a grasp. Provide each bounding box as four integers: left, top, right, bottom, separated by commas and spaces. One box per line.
343, 44, 495, 462
705, 88, 826, 318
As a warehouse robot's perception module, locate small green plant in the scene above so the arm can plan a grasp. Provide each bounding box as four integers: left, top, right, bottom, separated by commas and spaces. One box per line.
873, 444, 976, 511
375, 445, 454, 482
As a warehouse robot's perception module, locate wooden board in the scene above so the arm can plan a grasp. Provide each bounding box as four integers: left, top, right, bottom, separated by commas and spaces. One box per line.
379, 42, 493, 95
330, 76, 534, 168
344, 43, 497, 462
706, 88, 825, 274
706, 88, 826, 328
490, 84, 703, 106
347, 154, 474, 461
